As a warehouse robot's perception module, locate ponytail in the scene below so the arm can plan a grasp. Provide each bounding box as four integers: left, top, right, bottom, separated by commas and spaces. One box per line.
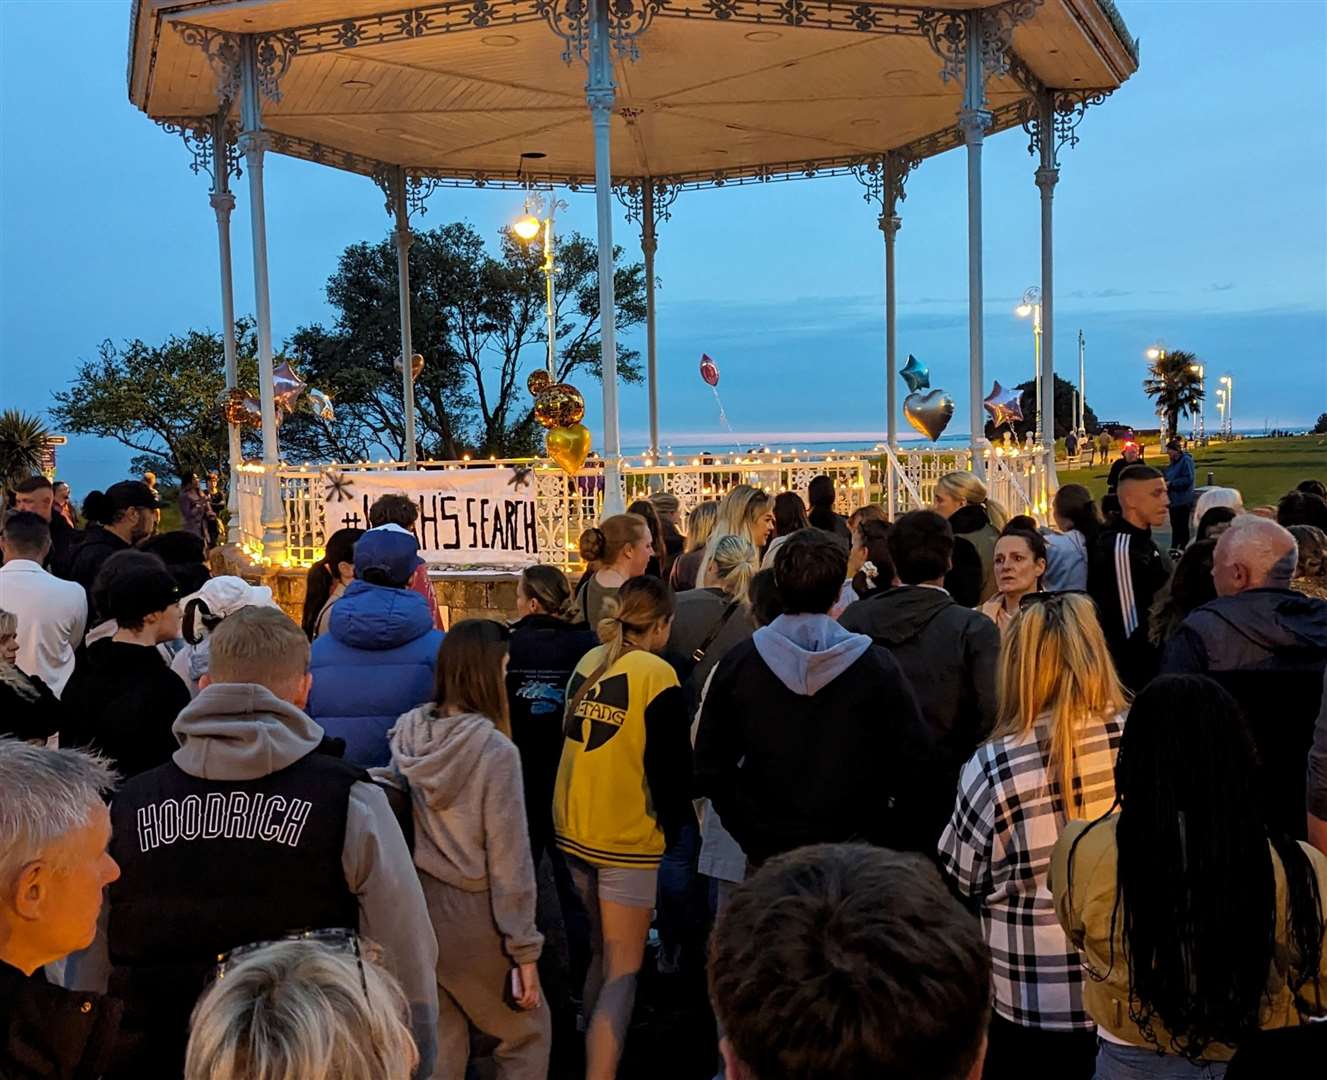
709, 533, 758, 604
985, 497, 1009, 532
183, 598, 223, 646
82, 490, 114, 525
564, 576, 674, 724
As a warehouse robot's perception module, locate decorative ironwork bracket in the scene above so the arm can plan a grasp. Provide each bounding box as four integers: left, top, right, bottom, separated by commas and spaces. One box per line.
1021, 89, 1112, 165
371, 167, 443, 218
157, 115, 243, 187
918, 0, 1043, 89
614, 177, 680, 229
850, 150, 919, 212
539, 0, 662, 65
173, 22, 297, 104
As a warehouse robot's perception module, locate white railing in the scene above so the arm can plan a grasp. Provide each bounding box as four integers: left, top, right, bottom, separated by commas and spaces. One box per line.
236, 447, 1047, 567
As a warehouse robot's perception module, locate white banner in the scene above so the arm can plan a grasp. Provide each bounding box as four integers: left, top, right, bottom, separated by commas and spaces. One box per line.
322, 468, 538, 567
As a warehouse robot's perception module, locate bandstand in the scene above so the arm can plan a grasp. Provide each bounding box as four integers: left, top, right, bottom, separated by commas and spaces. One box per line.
127, 0, 1139, 570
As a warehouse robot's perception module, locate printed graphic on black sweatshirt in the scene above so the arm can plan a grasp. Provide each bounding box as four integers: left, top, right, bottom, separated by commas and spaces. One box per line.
564, 672, 629, 750
515, 673, 566, 716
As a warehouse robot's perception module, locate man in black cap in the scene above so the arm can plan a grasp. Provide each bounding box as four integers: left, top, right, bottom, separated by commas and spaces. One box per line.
60, 551, 190, 780
64, 481, 159, 623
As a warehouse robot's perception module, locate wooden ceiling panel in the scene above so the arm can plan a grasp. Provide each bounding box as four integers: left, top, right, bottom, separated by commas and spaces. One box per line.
136, 0, 1137, 182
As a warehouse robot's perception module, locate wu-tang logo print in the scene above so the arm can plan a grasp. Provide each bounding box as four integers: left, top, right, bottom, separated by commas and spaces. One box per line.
565, 673, 629, 751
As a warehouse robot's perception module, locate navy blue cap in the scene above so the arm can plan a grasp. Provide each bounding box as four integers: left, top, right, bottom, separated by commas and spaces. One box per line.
354, 525, 423, 587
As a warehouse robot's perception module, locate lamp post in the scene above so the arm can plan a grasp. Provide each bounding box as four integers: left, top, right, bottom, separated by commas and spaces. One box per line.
1189, 363, 1205, 442
1219, 374, 1233, 439
514, 189, 568, 377
1077, 328, 1086, 435
1015, 286, 1042, 439
1145, 343, 1167, 440
1216, 387, 1227, 440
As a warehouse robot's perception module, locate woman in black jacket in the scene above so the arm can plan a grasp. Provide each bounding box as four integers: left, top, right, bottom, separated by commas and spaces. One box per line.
0, 609, 63, 742
505, 565, 598, 1002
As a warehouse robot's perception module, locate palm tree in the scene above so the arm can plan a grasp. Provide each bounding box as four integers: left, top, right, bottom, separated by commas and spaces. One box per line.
1142, 349, 1205, 438
0, 409, 51, 493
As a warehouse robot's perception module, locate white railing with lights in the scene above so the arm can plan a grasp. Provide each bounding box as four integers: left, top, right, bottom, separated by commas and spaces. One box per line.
235, 447, 1047, 568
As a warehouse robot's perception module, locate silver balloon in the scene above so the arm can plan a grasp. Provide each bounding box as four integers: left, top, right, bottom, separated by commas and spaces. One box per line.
306, 387, 335, 422
903, 389, 955, 442
273, 360, 307, 414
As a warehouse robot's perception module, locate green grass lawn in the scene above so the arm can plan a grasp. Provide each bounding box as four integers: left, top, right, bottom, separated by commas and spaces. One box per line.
1058, 435, 1326, 509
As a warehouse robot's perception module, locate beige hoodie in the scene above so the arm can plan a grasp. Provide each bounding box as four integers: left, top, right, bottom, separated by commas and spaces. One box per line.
389, 706, 543, 964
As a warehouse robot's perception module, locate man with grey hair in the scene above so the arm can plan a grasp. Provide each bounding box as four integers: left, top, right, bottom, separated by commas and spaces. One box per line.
1164, 516, 1327, 837
0, 739, 123, 1078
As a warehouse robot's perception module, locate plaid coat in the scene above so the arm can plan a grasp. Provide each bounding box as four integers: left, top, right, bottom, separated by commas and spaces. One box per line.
938, 712, 1125, 1030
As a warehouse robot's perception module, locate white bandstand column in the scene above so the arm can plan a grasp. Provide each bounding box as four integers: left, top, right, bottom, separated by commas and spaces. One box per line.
588, 0, 624, 515
391, 166, 420, 467
959, 11, 991, 478
209, 111, 243, 545
641, 177, 660, 458
238, 35, 285, 560
880, 157, 904, 518
1036, 88, 1060, 498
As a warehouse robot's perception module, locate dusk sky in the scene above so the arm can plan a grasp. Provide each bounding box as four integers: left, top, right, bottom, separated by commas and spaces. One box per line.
2, 1, 1325, 494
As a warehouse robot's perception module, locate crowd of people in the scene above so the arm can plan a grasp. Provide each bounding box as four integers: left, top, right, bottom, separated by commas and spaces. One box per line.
2, 451, 1327, 1080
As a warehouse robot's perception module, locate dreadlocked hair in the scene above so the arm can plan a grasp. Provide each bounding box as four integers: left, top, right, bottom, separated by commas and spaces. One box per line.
563, 576, 674, 729
1070, 675, 1324, 1061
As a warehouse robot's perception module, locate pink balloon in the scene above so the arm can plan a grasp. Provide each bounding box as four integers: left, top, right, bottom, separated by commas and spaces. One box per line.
700, 353, 719, 387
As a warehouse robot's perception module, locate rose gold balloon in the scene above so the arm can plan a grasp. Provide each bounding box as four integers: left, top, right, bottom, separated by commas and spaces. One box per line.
527, 369, 552, 396
534, 383, 586, 429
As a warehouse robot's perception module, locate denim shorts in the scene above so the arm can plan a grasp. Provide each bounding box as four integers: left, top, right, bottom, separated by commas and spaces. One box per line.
565, 853, 658, 910
1094, 1040, 1228, 1080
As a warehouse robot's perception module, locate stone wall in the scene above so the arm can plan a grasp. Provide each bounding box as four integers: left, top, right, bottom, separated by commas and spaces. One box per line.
218, 552, 522, 627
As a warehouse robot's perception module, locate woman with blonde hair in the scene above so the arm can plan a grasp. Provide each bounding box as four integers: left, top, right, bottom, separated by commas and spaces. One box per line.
0, 608, 62, 741
389, 619, 549, 1079
573, 512, 653, 626
669, 500, 720, 591
554, 576, 692, 1080
185, 937, 418, 1080
695, 484, 775, 586
938, 593, 1127, 1080
933, 471, 1008, 606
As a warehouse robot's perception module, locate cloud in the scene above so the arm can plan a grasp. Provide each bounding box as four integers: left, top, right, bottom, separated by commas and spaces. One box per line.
1207, 282, 1237, 292
1066, 288, 1134, 300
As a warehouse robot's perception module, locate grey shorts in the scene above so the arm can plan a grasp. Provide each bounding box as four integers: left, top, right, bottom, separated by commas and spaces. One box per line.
565, 853, 658, 910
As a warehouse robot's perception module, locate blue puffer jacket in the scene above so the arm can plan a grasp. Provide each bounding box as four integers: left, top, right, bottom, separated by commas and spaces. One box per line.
308, 580, 444, 767
1164, 451, 1196, 508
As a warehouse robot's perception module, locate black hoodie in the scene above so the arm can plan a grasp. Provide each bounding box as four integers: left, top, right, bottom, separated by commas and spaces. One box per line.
63, 526, 131, 623
1163, 588, 1327, 838
61, 639, 191, 780
839, 585, 1001, 849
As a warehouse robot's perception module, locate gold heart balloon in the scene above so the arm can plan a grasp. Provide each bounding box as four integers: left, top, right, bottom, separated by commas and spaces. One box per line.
534, 383, 586, 429
546, 423, 592, 475
527, 369, 552, 396
903, 388, 956, 442
394, 353, 425, 381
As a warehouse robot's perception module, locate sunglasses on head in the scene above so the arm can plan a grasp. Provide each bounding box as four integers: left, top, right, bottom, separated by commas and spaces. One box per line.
216, 927, 368, 996
1018, 589, 1090, 611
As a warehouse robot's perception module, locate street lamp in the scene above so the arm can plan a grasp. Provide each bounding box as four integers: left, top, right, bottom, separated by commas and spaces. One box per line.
1015, 286, 1042, 440
513, 189, 569, 376
1219, 374, 1233, 439
1189, 363, 1205, 442
1145, 342, 1167, 438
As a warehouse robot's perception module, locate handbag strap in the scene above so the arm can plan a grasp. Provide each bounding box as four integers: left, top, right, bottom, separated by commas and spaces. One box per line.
692, 599, 741, 663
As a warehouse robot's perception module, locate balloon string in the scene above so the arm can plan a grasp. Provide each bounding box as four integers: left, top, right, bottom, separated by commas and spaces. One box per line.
711, 386, 739, 452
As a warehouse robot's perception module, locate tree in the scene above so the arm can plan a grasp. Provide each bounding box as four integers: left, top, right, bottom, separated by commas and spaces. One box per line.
983, 374, 1099, 441
1142, 349, 1205, 437
51, 323, 260, 481
0, 410, 50, 492
280, 221, 647, 461
1313, 413, 1327, 435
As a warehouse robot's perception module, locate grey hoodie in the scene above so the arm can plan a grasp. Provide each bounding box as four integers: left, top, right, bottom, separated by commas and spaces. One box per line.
752, 613, 872, 695
387, 706, 543, 965
77, 683, 440, 1079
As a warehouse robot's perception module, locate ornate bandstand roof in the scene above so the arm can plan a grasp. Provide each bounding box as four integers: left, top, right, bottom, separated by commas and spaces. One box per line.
128, 0, 1138, 192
